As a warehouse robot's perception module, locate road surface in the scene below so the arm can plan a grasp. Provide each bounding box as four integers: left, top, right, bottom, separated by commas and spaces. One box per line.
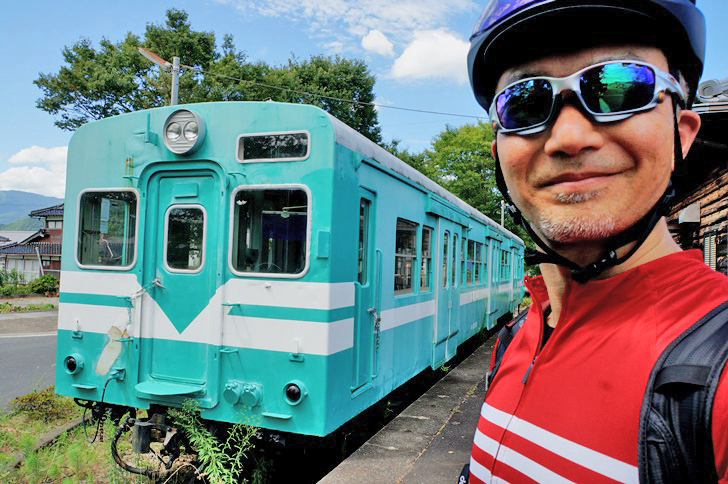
0, 308, 57, 411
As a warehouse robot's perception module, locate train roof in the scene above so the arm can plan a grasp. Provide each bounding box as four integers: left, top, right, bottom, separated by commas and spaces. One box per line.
326, 113, 524, 245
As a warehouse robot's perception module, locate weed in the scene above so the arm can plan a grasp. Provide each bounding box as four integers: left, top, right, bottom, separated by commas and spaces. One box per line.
169, 400, 257, 484
0, 302, 56, 313
11, 387, 75, 423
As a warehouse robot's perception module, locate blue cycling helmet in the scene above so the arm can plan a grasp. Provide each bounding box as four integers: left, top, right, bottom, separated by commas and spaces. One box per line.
468, 0, 706, 110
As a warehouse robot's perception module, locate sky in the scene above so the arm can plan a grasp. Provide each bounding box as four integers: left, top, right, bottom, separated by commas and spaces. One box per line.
1, 0, 727, 198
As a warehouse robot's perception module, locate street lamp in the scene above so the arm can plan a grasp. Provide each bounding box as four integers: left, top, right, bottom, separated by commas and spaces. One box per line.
138, 47, 181, 106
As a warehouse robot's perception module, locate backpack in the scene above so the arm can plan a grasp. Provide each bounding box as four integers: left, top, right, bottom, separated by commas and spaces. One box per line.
474, 300, 728, 483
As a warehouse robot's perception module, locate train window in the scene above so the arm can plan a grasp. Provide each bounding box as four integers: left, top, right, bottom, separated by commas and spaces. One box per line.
442, 232, 449, 288
421, 227, 433, 292
475, 243, 482, 284
461, 238, 467, 285
492, 244, 501, 284
467, 240, 475, 285
501, 250, 511, 281
394, 218, 417, 295
165, 206, 205, 272
237, 131, 310, 162
483, 243, 489, 284
358, 199, 370, 285
451, 234, 458, 287
77, 190, 137, 269
232, 188, 309, 276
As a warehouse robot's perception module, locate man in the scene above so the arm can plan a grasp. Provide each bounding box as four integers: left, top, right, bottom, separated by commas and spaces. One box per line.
465, 0, 728, 482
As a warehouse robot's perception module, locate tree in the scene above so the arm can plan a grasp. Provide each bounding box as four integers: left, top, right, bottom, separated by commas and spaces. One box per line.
35, 9, 382, 142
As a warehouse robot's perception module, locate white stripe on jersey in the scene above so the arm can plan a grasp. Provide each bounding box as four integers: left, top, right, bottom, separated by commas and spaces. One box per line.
474, 403, 639, 483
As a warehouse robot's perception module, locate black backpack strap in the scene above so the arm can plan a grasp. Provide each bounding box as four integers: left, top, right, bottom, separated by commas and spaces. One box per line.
486, 308, 529, 392
639, 300, 728, 483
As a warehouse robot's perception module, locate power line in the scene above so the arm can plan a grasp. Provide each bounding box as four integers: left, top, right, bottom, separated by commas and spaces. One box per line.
183, 65, 487, 120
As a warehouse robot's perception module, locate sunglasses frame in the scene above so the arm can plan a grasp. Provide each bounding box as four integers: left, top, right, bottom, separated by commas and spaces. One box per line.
489, 60, 686, 135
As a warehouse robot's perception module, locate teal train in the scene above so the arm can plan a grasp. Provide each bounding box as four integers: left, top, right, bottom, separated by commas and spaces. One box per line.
55, 101, 525, 438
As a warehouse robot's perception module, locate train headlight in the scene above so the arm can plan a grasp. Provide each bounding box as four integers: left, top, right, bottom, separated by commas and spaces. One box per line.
284, 381, 308, 406
183, 121, 199, 141
163, 109, 206, 155
64, 353, 85, 375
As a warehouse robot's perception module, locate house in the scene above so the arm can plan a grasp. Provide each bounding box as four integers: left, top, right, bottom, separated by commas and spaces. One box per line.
667, 77, 728, 275
0, 204, 64, 282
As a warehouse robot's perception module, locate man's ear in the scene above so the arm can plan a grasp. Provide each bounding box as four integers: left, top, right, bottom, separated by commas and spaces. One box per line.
491, 138, 497, 159
676, 109, 701, 166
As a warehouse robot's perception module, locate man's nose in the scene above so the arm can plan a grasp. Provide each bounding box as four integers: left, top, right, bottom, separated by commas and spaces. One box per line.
543, 103, 605, 157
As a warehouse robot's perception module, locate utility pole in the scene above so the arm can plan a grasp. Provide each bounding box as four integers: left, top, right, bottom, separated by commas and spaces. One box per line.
501, 199, 505, 227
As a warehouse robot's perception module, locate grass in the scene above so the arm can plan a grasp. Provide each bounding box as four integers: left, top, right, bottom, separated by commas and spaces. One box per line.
0, 388, 261, 483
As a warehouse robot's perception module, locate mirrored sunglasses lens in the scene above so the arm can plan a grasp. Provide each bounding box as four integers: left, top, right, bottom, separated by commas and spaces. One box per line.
496, 79, 553, 130
580, 63, 656, 114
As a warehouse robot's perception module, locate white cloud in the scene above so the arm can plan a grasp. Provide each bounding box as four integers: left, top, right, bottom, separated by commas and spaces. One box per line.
390, 30, 469, 83
226, 0, 476, 51
361, 29, 395, 57
1, 146, 67, 198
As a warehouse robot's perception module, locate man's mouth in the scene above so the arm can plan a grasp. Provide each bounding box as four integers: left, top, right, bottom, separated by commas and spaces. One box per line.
539, 171, 622, 190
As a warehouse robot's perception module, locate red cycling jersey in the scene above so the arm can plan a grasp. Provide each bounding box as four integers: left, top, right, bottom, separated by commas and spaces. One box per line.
470, 250, 728, 483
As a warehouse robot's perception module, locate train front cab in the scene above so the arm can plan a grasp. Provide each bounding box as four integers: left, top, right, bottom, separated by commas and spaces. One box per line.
56, 103, 353, 437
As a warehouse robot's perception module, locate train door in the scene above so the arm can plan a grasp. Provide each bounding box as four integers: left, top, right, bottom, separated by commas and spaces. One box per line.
352, 189, 378, 394
136, 169, 224, 406
434, 219, 459, 366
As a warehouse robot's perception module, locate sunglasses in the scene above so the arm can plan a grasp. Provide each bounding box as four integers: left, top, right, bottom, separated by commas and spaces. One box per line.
489, 60, 686, 135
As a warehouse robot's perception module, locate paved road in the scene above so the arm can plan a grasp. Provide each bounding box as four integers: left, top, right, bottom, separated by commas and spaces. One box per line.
0, 309, 58, 411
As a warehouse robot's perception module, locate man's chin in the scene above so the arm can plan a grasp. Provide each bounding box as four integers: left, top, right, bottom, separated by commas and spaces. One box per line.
535, 215, 618, 245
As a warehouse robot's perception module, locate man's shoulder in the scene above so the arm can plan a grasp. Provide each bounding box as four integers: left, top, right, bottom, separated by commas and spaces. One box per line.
645, 250, 728, 300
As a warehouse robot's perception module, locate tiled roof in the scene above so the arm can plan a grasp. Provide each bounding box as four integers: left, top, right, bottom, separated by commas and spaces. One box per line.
29, 204, 64, 217
0, 231, 37, 245
0, 242, 62, 255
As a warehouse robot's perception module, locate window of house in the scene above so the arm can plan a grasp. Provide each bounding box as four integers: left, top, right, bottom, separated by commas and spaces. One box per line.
421, 227, 433, 292
237, 131, 310, 162
395, 218, 418, 295
231, 188, 309, 276
77, 191, 137, 268
165, 206, 205, 272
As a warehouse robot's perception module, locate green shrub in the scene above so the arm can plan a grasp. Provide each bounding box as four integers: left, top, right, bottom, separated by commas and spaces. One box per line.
0, 285, 32, 296
29, 275, 59, 294
11, 386, 75, 423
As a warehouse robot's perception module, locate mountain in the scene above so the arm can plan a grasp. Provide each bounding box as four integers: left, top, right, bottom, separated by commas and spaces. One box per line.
0, 217, 43, 231
0, 190, 63, 226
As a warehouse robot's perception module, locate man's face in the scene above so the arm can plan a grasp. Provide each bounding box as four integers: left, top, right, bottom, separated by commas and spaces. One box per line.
493, 45, 692, 245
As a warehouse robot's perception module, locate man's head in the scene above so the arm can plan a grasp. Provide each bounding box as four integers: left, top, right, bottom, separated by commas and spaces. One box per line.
469, 0, 706, 111
467, 0, 706, 276
491, 44, 701, 244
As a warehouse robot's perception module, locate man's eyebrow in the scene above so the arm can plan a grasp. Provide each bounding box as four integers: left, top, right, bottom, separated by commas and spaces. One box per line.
500, 52, 649, 87
501, 70, 547, 86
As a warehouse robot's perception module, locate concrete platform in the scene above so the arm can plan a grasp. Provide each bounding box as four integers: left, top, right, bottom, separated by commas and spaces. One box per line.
321, 336, 495, 484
